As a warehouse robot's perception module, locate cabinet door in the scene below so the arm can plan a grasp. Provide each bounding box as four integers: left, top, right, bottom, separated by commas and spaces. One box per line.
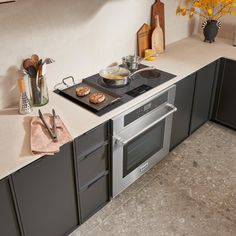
170, 73, 196, 149
0, 177, 21, 236
12, 143, 79, 236
213, 59, 236, 129
190, 61, 216, 133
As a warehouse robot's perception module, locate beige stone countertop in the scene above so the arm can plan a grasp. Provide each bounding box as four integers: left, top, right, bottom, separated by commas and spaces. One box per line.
0, 34, 236, 180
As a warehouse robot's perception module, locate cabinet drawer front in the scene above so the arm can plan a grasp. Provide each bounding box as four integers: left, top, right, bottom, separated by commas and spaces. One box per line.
78, 144, 108, 188
75, 122, 108, 157
80, 174, 109, 222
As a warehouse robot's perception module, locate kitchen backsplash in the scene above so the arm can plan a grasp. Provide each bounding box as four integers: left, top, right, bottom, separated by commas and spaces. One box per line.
0, 0, 201, 109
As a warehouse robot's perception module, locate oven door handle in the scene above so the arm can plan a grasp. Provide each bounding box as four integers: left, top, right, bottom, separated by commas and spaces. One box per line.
114, 103, 177, 146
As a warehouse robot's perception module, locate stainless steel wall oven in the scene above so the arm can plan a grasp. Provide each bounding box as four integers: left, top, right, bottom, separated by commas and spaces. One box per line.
112, 85, 176, 197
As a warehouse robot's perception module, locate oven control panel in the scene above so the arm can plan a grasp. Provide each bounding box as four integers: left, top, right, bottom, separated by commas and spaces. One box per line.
124, 92, 168, 126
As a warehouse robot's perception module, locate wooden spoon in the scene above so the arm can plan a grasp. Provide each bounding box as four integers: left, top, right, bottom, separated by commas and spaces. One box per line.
31, 54, 39, 68
23, 58, 34, 70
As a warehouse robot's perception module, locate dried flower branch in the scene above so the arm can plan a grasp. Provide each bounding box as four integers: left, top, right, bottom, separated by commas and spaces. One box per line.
176, 0, 236, 20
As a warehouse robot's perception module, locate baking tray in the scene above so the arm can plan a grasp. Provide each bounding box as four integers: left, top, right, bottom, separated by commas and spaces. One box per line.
58, 82, 121, 112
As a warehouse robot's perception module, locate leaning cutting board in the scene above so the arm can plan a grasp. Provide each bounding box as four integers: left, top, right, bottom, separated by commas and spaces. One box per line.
151, 0, 165, 49
137, 23, 152, 58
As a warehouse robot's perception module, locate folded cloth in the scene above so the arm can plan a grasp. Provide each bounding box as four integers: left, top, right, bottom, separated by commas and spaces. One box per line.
31, 113, 73, 155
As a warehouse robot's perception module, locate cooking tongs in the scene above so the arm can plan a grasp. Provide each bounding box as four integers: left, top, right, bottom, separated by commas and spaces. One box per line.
38, 109, 58, 142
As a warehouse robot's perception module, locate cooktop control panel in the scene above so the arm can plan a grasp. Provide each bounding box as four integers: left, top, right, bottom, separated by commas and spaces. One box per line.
126, 84, 152, 98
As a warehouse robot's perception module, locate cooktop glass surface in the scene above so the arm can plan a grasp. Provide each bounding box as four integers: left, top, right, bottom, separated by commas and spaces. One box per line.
54, 64, 176, 116
83, 64, 176, 97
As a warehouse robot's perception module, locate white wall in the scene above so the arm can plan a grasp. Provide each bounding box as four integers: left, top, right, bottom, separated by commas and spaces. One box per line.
215, 15, 236, 39
0, 0, 199, 109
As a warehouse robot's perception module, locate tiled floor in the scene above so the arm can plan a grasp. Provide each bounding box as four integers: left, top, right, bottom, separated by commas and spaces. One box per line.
70, 122, 236, 236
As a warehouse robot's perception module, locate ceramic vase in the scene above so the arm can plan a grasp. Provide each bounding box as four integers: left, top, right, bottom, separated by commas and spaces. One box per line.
202, 20, 221, 43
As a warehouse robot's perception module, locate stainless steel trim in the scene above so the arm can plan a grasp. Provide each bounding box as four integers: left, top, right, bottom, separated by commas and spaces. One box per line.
38, 109, 58, 142
140, 162, 149, 173
112, 85, 176, 132
113, 134, 125, 146
52, 109, 58, 142
112, 85, 176, 197
113, 103, 177, 146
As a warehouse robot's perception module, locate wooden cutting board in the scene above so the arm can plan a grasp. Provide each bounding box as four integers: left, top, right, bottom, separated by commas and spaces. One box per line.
137, 23, 152, 58
151, 0, 165, 49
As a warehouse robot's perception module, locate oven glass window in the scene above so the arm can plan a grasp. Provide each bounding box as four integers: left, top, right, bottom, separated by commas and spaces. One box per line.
123, 120, 165, 177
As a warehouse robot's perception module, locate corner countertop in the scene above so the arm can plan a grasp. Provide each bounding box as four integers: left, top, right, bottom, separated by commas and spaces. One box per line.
0, 34, 235, 180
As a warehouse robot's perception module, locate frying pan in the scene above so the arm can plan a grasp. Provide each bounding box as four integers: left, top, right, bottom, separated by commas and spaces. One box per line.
99, 66, 156, 87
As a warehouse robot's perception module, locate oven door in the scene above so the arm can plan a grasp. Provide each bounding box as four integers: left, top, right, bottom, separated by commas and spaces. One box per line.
112, 102, 177, 197
123, 119, 165, 177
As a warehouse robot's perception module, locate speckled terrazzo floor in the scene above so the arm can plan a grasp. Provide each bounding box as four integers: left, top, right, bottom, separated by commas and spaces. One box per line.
70, 122, 236, 236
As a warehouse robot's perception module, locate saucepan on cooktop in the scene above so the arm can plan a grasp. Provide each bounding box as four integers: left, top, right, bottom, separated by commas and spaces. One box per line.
99, 65, 156, 87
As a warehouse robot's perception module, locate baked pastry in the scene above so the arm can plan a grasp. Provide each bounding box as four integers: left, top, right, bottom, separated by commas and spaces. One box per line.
76, 86, 91, 97
89, 92, 106, 104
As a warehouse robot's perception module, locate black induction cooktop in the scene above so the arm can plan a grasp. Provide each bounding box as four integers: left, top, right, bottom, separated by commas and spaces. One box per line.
55, 64, 176, 116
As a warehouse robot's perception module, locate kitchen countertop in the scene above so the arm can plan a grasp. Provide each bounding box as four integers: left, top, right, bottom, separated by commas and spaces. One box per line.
0, 34, 235, 180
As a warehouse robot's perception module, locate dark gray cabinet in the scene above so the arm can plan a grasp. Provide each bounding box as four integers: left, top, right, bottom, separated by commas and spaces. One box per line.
0, 177, 21, 236
190, 61, 217, 133
75, 122, 110, 223
171, 61, 217, 149
213, 58, 236, 129
12, 142, 79, 236
170, 73, 196, 149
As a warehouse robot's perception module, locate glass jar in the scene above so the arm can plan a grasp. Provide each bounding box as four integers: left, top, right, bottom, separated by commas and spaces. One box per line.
28, 74, 49, 106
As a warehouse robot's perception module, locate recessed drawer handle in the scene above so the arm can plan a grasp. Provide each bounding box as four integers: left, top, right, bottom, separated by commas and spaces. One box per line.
79, 141, 108, 161
81, 171, 108, 191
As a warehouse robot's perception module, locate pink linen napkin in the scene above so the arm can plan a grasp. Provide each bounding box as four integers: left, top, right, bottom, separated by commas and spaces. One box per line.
30, 113, 73, 155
